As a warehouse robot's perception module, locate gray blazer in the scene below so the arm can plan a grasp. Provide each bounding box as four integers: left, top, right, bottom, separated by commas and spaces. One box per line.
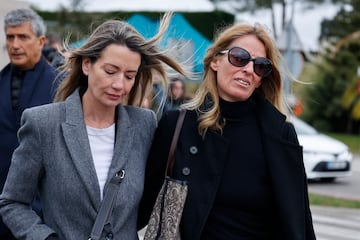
0, 89, 157, 240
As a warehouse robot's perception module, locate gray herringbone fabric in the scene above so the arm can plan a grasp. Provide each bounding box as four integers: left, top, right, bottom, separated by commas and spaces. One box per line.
0, 88, 157, 240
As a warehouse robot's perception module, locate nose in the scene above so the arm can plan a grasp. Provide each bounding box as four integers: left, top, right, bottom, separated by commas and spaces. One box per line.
242, 60, 255, 74
111, 74, 125, 89
9, 37, 21, 49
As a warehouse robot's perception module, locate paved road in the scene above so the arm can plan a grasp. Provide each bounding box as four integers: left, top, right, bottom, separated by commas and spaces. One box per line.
311, 205, 360, 240
309, 154, 360, 239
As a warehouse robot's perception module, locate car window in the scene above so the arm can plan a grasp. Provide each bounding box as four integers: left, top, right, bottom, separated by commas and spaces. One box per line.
290, 116, 318, 135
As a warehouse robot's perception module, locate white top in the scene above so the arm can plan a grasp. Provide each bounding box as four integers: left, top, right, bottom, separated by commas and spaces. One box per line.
86, 123, 115, 200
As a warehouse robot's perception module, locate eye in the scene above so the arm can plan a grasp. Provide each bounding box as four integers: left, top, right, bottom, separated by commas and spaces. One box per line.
6, 35, 14, 41
19, 35, 28, 40
104, 67, 116, 75
126, 75, 136, 80
105, 70, 116, 75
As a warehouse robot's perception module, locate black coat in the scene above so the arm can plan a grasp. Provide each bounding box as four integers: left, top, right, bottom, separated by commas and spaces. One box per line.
138, 94, 316, 240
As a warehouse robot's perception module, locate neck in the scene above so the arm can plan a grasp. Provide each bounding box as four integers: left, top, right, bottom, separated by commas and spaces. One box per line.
82, 95, 116, 129
84, 114, 115, 129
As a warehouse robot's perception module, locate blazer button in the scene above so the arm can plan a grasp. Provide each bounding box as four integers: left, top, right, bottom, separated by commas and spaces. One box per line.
189, 146, 198, 154
182, 167, 191, 176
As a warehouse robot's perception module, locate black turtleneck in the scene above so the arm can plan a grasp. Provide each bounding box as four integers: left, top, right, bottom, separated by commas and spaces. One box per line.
201, 97, 278, 240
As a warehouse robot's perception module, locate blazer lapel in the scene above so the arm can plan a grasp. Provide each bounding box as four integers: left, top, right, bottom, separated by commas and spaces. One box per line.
106, 105, 134, 181
61, 89, 101, 206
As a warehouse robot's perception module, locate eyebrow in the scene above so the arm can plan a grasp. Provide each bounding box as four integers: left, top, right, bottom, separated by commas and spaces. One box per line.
103, 63, 138, 73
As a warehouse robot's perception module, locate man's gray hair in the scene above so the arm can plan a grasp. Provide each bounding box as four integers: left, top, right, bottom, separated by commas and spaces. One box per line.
4, 8, 46, 37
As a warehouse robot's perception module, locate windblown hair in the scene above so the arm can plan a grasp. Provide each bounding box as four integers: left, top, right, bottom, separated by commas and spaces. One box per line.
4, 8, 46, 37
183, 23, 285, 136
54, 12, 187, 107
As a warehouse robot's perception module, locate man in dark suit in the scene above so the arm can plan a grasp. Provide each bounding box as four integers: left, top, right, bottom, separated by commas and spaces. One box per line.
0, 8, 58, 239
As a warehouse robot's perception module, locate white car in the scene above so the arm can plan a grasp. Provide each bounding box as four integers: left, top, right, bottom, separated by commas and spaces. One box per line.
290, 116, 353, 182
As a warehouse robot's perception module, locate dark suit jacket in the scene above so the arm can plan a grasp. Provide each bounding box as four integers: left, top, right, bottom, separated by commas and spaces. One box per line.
138, 94, 316, 240
0, 56, 57, 237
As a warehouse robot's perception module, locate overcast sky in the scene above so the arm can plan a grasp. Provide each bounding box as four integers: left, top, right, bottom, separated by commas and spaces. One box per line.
22, 0, 341, 52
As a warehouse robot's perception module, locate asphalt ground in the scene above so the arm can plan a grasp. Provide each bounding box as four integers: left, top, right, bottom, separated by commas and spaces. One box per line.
311, 205, 360, 240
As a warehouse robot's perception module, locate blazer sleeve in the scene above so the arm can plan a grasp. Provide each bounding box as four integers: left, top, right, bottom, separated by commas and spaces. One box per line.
0, 109, 56, 240
137, 110, 179, 229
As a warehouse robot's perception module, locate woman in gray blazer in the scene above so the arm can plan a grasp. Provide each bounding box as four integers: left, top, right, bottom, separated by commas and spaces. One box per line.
0, 12, 187, 240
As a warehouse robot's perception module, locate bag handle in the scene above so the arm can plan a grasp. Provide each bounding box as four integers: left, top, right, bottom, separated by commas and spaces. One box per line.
165, 109, 186, 177
89, 170, 125, 240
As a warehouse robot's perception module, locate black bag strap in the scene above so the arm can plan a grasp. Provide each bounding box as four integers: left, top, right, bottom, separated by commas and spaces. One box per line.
165, 109, 186, 177
88, 170, 125, 240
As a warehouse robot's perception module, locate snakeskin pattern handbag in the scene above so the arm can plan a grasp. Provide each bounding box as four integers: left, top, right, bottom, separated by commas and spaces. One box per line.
144, 109, 188, 240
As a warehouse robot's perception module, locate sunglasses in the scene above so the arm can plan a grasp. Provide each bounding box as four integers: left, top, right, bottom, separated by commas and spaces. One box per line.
219, 47, 273, 78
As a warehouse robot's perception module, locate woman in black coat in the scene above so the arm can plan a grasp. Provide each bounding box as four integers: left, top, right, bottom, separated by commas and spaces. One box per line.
138, 22, 316, 240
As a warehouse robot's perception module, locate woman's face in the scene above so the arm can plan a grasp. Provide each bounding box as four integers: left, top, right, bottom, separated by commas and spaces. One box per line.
171, 80, 185, 100
210, 34, 266, 102
82, 44, 141, 108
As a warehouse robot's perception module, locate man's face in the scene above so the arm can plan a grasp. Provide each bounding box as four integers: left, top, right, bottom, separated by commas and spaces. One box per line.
5, 22, 45, 70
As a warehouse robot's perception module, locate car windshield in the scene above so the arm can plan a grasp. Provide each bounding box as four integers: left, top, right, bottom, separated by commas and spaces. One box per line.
290, 116, 318, 135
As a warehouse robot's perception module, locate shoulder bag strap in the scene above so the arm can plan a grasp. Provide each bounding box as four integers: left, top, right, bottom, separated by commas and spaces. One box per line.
165, 109, 186, 177
89, 170, 125, 240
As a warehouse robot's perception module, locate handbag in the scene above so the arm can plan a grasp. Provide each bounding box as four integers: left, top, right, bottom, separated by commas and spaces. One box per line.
143, 109, 188, 240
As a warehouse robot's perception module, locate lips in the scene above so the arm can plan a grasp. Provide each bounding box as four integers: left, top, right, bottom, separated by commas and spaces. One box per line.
108, 93, 121, 100
11, 53, 25, 58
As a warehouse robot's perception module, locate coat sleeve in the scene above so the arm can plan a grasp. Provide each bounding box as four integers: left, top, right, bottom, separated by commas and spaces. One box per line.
283, 121, 316, 240
137, 110, 179, 229
0, 109, 56, 240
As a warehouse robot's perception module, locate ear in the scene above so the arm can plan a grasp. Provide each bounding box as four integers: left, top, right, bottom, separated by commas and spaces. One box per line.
82, 57, 90, 76
210, 58, 219, 71
38, 36, 46, 47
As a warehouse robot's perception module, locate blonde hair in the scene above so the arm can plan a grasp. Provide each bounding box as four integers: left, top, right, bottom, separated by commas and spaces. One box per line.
183, 23, 285, 136
54, 12, 187, 106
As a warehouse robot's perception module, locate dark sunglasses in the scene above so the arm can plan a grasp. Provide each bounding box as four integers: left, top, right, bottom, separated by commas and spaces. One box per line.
219, 47, 273, 77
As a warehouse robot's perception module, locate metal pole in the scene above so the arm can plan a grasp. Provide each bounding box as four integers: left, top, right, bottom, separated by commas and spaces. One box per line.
284, 0, 295, 98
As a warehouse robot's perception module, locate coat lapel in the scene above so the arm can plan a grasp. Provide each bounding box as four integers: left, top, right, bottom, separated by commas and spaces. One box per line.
0, 64, 17, 129
18, 57, 48, 112
61, 89, 101, 206
253, 94, 306, 238
106, 105, 134, 182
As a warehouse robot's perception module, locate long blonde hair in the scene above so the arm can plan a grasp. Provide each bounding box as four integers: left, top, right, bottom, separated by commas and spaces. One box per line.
54, 12, 187, 107
183, 23, 285, 136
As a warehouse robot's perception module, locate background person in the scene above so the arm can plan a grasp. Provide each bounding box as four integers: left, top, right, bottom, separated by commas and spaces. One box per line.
0, 12, 187, 240
0, 8, 58, 240
164, 76, 188, 111
138, 22, 316, 239
42, 32, 65, 68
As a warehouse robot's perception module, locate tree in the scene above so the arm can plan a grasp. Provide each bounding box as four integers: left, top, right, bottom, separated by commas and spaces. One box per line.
319, 0, 360, 43
301, 0, 360, 133
208, 0, 345, 39
301, 42, 359, 133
